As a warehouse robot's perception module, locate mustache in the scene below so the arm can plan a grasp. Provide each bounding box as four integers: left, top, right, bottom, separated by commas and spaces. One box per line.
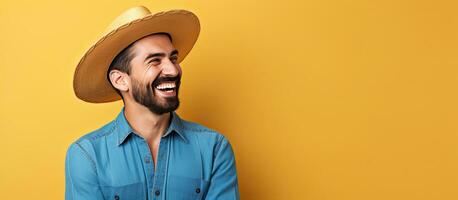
152, 75, 181, 87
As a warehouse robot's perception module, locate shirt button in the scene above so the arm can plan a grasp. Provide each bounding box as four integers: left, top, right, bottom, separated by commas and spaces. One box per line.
114, 195, 120, 200
196, 188, 201, 194
155, 190, 160, 196
144, 157, 150, 163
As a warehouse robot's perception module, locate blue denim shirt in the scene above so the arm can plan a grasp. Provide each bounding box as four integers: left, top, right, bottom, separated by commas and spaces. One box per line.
65, 108, 239, 200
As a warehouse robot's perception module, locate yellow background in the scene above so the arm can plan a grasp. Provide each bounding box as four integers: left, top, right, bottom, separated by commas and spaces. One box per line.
1, 0, 458, 199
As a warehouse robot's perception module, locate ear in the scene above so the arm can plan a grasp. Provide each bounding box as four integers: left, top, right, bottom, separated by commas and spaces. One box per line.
108, 70, 130, 92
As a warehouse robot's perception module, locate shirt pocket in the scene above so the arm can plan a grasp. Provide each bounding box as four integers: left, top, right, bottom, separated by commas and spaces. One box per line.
100, 182, 146, 200
166, 175, 210, 200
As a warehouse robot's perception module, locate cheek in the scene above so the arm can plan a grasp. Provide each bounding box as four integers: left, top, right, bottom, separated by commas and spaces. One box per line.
141, 66, 161, 82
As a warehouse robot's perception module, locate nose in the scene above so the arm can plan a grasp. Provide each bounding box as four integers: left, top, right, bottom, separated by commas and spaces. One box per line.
161, 59, 180, 77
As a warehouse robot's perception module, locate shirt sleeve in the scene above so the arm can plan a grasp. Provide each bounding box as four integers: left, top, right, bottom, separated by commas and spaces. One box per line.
65, 142, 105, 200
206, 136, 240, 200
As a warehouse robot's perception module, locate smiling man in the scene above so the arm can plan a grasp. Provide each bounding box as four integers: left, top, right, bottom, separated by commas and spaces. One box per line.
66, 6, 239, 200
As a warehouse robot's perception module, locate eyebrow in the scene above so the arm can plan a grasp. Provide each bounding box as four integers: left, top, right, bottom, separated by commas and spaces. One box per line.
144, 49, 179, 63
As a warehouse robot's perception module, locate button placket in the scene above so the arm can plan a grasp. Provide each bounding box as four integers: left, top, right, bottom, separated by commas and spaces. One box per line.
135, 136, 155, 199
151, 136, 170, 200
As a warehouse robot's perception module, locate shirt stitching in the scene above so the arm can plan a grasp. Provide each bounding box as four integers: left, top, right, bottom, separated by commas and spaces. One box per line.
74, 142, 98, 175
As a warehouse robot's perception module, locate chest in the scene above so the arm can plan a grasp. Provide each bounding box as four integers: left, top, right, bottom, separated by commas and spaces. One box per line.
149, 141, 160, 169
96, 135, 211, 199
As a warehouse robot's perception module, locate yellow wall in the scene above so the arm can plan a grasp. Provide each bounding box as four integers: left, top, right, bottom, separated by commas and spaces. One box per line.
1, 0, 457, 199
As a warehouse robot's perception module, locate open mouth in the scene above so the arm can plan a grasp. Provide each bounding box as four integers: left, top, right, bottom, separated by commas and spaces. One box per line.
154, 81, 177, 97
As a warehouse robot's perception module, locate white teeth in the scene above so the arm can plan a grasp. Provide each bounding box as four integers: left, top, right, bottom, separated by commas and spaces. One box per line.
155, 82, 176, 90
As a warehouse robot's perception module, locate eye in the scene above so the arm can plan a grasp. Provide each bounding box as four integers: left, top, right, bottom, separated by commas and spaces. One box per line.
170, 55, 178, 64
149, 58, 161, 65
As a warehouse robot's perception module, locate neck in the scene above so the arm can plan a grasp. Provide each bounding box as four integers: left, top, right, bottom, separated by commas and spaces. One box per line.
123, 100, 171, 144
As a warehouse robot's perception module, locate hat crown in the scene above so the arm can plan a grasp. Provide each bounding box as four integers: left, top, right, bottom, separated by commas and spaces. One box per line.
104, 6, 151, 34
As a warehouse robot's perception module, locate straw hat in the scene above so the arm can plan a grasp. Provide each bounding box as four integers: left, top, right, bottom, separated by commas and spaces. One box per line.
73, 6, 200, 103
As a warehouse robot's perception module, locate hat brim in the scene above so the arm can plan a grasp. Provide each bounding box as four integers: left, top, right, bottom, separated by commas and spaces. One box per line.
73, 10, 200, 103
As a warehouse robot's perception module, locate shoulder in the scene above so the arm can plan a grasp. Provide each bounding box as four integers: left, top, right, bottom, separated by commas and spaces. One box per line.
66, 120, 117, 159
178, 118, 234, 154
75, 120, 117, 143
75, 119, 117, 143
180, 118, 227, 142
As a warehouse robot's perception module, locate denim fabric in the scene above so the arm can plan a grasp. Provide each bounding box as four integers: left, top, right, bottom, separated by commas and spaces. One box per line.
65, 108, 239, 200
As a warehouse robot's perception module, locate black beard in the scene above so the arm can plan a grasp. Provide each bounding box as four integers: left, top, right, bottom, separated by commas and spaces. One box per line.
131, 76, 180, 115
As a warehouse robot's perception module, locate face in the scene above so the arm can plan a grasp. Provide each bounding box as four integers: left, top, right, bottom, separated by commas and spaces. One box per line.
127, 34, 182, 115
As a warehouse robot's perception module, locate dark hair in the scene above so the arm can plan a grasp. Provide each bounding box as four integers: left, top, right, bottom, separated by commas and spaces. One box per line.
107, 32, 173, 99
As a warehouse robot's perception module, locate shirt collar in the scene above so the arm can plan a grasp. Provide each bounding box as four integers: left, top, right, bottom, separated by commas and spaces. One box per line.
116, 107, 188, 146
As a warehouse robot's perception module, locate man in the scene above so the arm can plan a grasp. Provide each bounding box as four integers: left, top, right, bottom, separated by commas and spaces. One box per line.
66, 6, 239, 200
